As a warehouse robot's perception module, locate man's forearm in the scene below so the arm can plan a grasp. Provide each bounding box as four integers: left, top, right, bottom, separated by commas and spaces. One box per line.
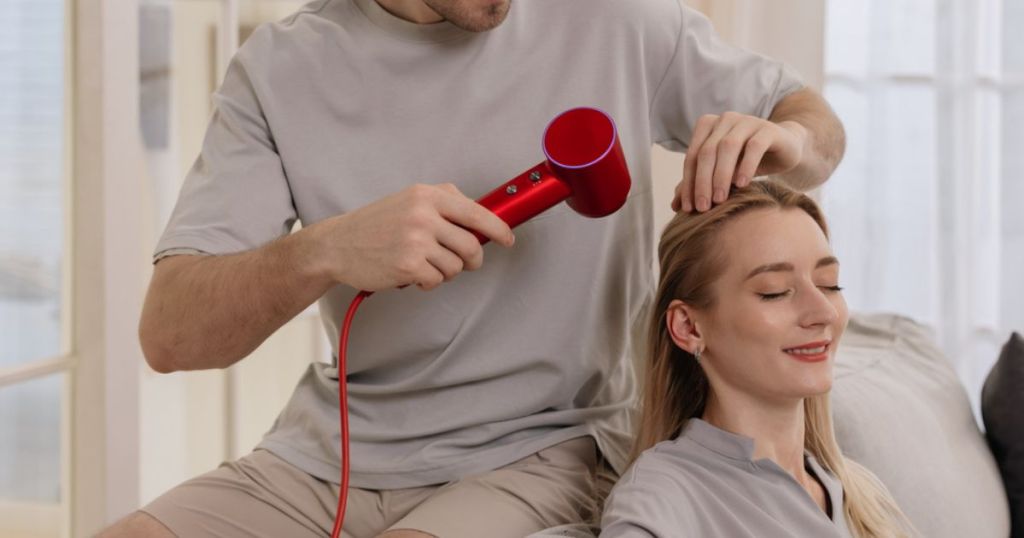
139, 227, 333, 372
769, 87, 846, 191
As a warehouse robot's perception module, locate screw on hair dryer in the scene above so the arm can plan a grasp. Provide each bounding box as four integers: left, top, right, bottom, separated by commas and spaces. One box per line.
330, 106, 631, 538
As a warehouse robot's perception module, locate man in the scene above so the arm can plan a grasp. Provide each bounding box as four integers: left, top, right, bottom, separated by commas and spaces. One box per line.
103, 0, 844, 536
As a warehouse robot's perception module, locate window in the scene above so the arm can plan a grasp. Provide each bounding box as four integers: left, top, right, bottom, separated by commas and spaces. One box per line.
0, 0, 71, 536
822, 0, 1024, 412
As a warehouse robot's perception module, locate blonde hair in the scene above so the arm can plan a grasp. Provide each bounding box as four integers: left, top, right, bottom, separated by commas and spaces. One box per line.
634, 179, 915, 537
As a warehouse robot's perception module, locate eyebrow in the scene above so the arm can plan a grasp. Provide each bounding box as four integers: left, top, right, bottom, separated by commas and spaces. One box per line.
744, 256, 839, 280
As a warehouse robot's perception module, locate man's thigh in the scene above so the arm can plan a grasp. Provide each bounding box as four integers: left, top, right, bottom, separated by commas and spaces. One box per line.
139, 449, 430, 538
132, 437, 608, 538
388, 436, 603, 538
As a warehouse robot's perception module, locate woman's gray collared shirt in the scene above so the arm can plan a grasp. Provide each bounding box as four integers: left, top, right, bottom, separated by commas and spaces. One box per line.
601, 419, 854, 537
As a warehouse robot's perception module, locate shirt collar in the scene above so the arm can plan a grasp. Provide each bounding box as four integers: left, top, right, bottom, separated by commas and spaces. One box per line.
682, 418, 758, 461
806, 454, 848, 526
683, 418, 849, 527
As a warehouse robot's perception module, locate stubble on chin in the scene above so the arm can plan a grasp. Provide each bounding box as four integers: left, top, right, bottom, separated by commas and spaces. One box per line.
432, 0, 511, 32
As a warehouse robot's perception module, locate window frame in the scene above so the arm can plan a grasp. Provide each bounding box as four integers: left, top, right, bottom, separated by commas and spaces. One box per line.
67, 0, 146, 534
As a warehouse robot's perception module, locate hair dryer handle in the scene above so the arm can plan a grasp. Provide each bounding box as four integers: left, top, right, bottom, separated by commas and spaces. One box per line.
471, 163, 571, 244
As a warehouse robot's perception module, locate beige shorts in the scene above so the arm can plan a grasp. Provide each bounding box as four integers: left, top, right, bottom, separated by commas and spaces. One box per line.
141, 436, 615, 538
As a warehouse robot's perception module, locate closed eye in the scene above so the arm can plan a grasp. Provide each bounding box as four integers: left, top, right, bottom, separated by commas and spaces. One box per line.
759, 285, 843, 301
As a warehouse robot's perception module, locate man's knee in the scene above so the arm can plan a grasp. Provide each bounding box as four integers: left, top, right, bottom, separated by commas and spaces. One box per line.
96, 511, 176, 538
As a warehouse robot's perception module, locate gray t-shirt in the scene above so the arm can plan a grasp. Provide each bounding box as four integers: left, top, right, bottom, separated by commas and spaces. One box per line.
154, 0, 802, 489
600, 419, 853, 538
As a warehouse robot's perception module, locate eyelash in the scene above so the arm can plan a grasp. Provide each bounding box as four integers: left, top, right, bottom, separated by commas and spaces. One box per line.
758, 286, 844, 301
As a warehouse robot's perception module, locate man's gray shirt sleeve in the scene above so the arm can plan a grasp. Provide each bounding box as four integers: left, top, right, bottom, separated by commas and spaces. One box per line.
154, 52, 297, 260
649, 1, 805, 153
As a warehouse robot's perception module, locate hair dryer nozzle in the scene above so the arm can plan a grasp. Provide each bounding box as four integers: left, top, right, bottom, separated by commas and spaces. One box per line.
543, 107, 631, 218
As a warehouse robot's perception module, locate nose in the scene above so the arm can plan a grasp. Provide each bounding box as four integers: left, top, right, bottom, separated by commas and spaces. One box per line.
797, 283, 840, 329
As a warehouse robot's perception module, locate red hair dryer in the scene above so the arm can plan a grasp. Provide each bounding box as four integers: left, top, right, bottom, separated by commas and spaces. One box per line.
473, 106, 632, 238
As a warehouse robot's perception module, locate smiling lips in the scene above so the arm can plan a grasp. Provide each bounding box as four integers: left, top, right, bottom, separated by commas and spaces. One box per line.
782, 341, 831, 363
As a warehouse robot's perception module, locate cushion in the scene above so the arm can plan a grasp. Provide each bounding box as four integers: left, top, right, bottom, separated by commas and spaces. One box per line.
831, 313, 1010, 538
982, 331, 1024, 537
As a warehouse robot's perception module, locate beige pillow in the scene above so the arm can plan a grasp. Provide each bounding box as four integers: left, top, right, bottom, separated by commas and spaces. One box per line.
831, 313, 1010, 537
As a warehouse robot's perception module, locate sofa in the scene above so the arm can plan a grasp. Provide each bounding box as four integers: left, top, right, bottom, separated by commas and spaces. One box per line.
830, 313, 1010, 537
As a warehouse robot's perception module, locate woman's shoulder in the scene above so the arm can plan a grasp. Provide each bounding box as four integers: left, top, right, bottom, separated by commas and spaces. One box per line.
608, 437, 716, 504
600, 440, 709, 535
635, 435, 726, 478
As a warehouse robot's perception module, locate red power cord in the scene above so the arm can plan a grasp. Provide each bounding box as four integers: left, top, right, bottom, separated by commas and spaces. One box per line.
330, 289, 374, 538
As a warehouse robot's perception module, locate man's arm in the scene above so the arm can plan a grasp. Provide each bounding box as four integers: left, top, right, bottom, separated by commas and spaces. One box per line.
139, 232, 329, 373
140, 183, 514, 373
767, 87, 846, 191
671, 87, 846, 212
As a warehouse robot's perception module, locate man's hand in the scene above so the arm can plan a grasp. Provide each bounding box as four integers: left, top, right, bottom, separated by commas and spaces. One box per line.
305, 183, 515, 292
139, 183, 513, 372
672, 112, 808, 213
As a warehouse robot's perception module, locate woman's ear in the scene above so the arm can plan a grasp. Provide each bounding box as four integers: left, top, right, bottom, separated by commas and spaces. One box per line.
666, 299, 704, 355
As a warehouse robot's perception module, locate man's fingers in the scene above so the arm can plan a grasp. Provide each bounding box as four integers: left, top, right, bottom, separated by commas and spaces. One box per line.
399, 183, 510, 291
435, 219, 485, 271
671, 176, 690, 213
437, 182, 462, 196
735, 129, 773, 186
433, 185, 515, 247
711, 119, 759, 203
693, 116, 737, 211
424, 245, 465, 282
672, 173, 691, 213
679, 115, 718, 212
415, 259, 447, 291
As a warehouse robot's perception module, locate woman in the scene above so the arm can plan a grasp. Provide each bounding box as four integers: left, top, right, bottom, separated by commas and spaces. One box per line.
600, 180, 915, 537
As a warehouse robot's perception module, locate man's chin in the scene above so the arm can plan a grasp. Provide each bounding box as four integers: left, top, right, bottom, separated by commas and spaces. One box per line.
431, 0, 511, 32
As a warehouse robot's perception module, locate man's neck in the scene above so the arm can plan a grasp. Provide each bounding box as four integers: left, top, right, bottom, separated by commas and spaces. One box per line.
375, 0, 443, 24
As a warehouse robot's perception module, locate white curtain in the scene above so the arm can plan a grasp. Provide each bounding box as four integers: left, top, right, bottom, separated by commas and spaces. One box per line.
820, 0, 1024, 415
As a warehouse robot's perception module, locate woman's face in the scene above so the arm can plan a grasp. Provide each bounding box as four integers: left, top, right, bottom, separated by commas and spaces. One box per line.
685, 207, 849, 404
